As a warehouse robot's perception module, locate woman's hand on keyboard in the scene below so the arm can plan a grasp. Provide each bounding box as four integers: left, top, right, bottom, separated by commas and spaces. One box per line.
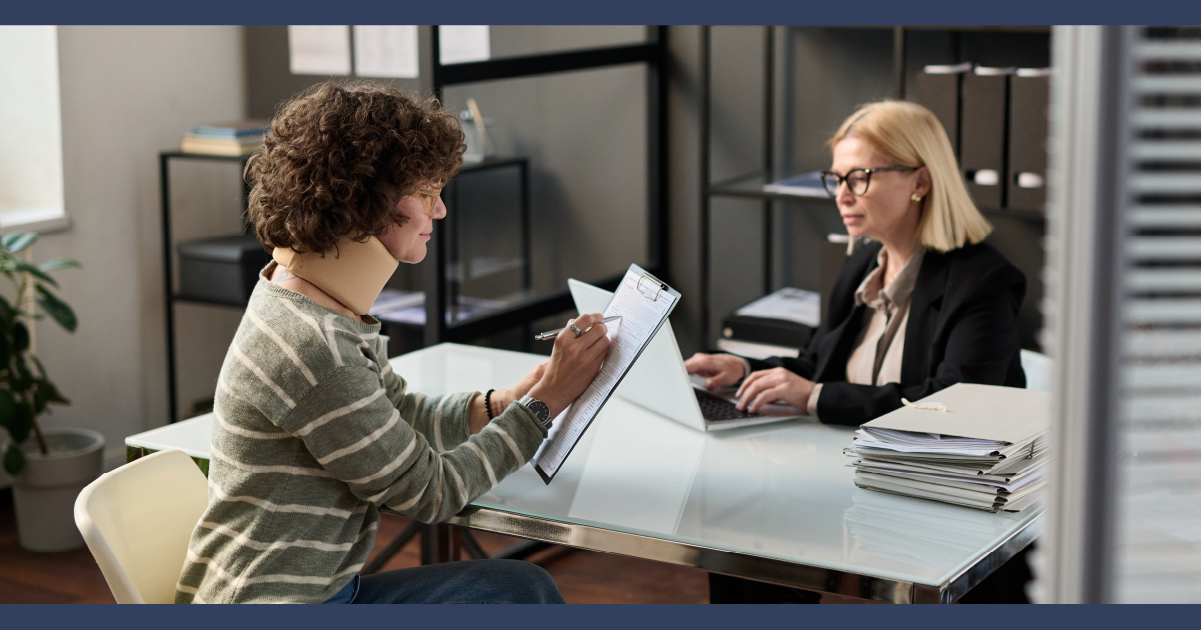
735, 367, 815, 414
684, 353, 746, 390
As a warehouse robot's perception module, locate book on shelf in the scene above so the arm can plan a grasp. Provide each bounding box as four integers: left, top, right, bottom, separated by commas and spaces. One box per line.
180, 134, 262, 156
191, 120, 270, 138
180, 120, 268, 156
761, 171, 829, 198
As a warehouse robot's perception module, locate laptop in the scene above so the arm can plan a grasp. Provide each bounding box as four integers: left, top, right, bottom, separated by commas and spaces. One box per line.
569, 278, 804, 432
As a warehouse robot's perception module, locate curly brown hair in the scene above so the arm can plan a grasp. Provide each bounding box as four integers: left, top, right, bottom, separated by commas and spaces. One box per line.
246, 81, 465, 254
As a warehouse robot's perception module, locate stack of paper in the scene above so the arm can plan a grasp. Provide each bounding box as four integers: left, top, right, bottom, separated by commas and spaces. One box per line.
845, 384, 1050, 513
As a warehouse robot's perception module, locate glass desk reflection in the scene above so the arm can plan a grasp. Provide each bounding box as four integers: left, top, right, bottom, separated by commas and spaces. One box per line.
125, 342, 1040, 604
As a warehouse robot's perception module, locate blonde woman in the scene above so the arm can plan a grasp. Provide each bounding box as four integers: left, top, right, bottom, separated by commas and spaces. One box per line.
688, 101, 1029, 604
687, 100, 1026, 426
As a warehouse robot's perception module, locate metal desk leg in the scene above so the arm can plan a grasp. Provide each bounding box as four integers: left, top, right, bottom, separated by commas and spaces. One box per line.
422, 523, 460, 564
363, 520, 422, 574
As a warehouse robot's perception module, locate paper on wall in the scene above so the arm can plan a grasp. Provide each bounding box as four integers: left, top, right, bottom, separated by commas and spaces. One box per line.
288, 25, 351, 76
439, 25, 490, 64
353, 25, 419, 79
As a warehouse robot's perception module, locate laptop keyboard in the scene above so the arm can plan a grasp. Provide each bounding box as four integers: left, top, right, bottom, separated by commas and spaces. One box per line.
694, 388, 764, 422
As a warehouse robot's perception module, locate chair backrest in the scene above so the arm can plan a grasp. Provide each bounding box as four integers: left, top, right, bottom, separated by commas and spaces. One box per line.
74, 449, 208, 604
1020, 349, 1052, 392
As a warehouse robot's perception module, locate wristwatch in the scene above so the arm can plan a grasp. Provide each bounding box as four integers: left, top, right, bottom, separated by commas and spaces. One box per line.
517, 395, 553, 429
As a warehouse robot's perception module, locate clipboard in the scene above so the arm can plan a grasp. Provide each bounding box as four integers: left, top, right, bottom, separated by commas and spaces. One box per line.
532, 263, 681, 484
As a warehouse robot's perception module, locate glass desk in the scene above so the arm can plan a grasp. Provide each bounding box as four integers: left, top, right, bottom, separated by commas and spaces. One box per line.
126, 342, 1040, 604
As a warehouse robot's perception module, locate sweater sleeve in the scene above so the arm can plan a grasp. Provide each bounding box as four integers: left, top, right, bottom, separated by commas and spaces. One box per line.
380, 362, 472, 452
276, 365, 549, 524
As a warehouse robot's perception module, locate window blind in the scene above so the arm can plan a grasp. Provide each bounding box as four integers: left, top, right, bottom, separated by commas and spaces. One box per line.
1115, 25, 1201, 603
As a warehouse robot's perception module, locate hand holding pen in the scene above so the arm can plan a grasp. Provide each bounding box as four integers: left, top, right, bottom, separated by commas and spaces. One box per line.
526, 313, 613, 418
534, 315, 622, 341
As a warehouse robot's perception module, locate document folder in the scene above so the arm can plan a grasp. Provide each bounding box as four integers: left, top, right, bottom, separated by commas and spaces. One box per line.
961, 67, 1015, 210
1007, 68, 1051, 213
912, 62, 972, 158
861, 383, 1050, 447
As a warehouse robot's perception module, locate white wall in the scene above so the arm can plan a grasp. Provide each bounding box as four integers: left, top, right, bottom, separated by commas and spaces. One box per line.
25, 26, 245, 471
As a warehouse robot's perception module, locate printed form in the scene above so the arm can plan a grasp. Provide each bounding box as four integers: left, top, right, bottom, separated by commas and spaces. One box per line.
533, 265, 679, 483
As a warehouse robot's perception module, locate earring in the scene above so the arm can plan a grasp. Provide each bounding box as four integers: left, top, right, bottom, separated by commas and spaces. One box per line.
911, 194, 923, 202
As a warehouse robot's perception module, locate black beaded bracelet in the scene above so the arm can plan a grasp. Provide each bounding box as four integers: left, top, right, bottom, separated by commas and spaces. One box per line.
484, 389, 496, 421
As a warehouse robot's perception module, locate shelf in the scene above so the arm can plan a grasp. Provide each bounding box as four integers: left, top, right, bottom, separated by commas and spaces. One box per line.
708, 172, 835, 203
710, 173, 1047, 223
172, 294, 248, 307
162, 151, 252, 162
172, 289, 536, 329
981, 207, 1046, 223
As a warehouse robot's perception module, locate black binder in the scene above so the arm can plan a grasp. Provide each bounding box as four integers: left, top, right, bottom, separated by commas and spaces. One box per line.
961, 67, 1015, 210
912, 62, 972, 157
1007, 68, 1051, 213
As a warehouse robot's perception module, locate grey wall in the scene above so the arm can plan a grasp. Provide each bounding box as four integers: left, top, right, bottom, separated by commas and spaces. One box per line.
665, 26, 773, 357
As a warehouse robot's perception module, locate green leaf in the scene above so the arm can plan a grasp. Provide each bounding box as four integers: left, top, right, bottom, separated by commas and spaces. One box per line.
38, 259, 81, 274
0, 308, 11, 331
0, 334, 9, 370
12, 323, 28, 352
1, 233, 37, 253
8, 403, 30, 443
0, 260, 57, 287
36, 286, 76, 332
4, 444, 24, 476
34, 379, 69, 405
13, 358, 33, 392
0, 388, 15, 423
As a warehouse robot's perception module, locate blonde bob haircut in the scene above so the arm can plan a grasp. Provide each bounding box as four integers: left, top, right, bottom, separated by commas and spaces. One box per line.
831, 100, 992, 253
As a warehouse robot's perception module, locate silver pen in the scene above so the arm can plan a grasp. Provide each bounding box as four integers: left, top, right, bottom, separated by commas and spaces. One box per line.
534, 316, 622, 341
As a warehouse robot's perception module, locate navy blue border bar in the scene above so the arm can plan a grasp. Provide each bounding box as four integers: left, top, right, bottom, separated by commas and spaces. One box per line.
5, 0, 1201, 26
5, 601, 1198, 629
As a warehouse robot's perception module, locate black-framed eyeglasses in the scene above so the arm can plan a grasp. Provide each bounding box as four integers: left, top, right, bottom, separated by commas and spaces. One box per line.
820, 166, 917, 198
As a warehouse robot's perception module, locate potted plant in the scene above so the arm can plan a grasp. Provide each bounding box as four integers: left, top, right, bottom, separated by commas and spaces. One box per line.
0, 232, 95, 552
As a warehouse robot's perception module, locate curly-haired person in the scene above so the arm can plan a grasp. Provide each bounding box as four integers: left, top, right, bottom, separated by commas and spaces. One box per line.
175, 82, 610, 604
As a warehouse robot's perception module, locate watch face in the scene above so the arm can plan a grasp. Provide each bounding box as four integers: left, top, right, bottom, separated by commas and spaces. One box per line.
519, 395, 552, 426
530, 401, 551, 423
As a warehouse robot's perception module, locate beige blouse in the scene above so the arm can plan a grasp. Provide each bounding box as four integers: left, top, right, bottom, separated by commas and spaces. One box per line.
805, 247, 925, 417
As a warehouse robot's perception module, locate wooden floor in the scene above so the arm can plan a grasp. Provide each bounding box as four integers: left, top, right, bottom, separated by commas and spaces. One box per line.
0, 489, 710, 604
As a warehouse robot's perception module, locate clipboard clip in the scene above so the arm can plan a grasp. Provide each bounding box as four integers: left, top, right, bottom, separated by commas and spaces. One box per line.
636, 271, 668, 302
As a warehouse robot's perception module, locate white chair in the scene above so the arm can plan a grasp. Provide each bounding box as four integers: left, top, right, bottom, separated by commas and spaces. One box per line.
74, 449, 208, 604
1020, 349, 1051, 392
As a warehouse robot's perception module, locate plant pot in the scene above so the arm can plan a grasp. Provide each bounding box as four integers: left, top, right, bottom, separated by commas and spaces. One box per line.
13, 428, 106, 552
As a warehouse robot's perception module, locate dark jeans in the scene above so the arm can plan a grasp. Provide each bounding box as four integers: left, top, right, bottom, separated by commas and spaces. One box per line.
325, 560, 565, 604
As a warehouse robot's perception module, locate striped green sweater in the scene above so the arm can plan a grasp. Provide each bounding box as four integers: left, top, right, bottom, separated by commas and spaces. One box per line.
175, 272, 548, 604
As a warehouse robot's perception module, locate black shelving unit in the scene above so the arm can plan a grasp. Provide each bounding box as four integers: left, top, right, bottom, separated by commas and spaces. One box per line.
421, 25, 670, 347
698, 25, 1050, 348
159, 151, 250, 425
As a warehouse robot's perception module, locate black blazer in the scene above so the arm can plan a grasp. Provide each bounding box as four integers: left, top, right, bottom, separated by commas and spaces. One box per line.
747, 240, 1026, 426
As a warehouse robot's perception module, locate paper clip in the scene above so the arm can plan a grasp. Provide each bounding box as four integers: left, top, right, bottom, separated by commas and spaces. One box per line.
636, 272, 667, 301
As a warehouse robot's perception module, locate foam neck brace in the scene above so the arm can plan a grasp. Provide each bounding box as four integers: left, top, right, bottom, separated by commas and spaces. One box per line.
272, 236, 399, 316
